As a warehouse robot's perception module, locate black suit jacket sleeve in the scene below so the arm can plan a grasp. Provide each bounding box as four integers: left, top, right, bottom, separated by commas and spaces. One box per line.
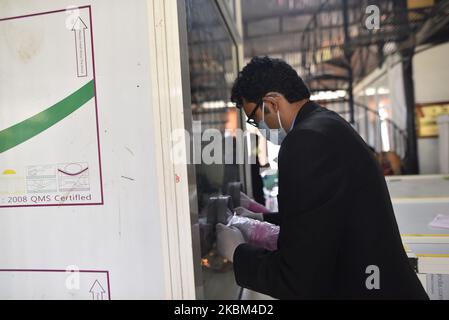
233, 129, 346, 299
263, 212, 280, 225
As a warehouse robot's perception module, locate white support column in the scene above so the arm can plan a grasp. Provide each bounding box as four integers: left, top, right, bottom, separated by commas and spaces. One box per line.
438, 115, 449, 174
146, 0, 196, 300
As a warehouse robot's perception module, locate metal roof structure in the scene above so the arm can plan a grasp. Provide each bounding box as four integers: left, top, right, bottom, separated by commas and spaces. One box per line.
242, 0, 449, 95
242, 0, 449, 173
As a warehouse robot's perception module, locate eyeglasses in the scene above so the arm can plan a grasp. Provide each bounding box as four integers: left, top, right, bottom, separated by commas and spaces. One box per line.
246, 101, 263, 127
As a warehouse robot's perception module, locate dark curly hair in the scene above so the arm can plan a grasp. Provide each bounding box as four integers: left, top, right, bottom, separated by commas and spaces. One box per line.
231, 56, 310, 108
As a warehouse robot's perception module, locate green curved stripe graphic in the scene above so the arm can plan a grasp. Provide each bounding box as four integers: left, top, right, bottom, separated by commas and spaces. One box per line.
0, 80, 95, 154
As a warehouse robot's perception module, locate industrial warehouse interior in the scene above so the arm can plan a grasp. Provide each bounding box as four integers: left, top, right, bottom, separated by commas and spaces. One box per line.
1, 0, 449, 305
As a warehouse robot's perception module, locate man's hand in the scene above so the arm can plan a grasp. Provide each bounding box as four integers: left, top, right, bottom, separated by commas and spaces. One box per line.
235, 207, 264, 221
216, 223, 245, 262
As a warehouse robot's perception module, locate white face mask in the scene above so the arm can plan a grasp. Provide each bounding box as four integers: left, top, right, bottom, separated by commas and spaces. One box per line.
258, 102, 287, 145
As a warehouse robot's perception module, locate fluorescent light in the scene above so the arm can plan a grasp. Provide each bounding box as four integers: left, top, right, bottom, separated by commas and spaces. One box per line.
378, 87, 390, 95
310, 90, 347, 101
365, 88, 376, 96
202, 101, 226, 109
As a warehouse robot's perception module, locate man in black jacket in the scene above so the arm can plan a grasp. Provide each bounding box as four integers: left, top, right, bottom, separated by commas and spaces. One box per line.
217, 56, 428, 300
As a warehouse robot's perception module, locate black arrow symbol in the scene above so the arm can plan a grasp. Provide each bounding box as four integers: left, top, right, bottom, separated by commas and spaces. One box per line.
72, 17, 88, 78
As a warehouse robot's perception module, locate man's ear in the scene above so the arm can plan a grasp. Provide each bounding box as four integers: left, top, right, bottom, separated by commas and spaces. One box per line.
263, 97, 279, 114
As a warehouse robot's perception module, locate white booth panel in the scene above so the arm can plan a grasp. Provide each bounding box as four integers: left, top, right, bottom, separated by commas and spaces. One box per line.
393, 200, 449, 235
387, 175, 449, 199
0, 0, 192, 299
